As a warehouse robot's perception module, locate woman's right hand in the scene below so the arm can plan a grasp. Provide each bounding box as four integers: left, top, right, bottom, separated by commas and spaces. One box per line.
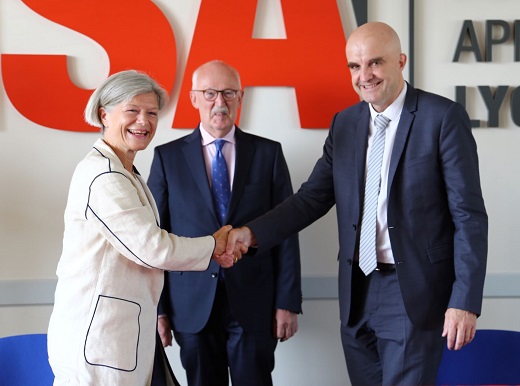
212, 225, 247, 268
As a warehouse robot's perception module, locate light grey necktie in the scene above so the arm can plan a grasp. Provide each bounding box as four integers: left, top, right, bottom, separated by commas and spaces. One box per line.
358, 114, 390, 276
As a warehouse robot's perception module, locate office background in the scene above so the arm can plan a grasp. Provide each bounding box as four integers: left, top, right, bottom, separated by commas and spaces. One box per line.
1, 0, 519, 384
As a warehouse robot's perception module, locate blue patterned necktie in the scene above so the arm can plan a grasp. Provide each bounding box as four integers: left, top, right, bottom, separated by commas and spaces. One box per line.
358, 114, 390, 275
211, 139, 230, 225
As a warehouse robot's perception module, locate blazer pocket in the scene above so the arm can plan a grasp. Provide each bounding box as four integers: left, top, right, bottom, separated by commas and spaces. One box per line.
84, 295, 141, 371
426, 243, 453, 264
404, 154, 435, 169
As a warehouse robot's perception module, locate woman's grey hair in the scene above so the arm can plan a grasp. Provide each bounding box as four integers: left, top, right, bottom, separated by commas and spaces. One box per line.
84, 70, 169, 130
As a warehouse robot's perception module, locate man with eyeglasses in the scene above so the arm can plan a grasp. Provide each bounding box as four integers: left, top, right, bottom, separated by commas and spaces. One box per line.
148, 60, 302, 386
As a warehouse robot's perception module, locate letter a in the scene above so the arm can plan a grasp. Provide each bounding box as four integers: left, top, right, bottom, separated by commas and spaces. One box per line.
173, 0, 359, 129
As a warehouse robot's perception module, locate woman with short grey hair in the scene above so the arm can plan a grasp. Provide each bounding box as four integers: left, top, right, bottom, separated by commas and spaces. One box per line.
48, 70, 238, 386
84, 70, 168, 130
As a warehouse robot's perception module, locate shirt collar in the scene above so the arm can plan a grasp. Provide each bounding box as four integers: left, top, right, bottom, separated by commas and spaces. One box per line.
199, 124, 236, 146
369, 82, 407, 124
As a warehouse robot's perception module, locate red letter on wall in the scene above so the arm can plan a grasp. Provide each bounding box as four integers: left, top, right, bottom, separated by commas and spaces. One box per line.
173, 0, 358, 129
2, 0, 176, 132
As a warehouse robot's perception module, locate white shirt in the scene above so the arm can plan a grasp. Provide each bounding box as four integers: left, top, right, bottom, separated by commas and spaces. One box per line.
367, 83, 407, 264
199, 125, 236, 189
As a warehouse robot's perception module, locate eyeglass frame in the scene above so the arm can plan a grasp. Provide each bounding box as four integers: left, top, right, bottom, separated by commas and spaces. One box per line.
191, 89, 242, 101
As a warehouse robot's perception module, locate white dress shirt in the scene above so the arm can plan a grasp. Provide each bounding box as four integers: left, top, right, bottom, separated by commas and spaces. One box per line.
199, 125, 236, 188
367, 83, 407, 264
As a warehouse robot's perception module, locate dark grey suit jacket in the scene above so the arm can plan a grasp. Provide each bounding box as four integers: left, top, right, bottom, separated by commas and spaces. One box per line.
247, 83, 488, 330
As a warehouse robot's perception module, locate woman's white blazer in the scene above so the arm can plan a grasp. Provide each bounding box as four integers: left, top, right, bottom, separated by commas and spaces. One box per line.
48, 138, 215, 385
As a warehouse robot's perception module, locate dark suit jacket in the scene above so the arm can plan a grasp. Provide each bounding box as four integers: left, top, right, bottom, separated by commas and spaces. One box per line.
148, 127, 302, 333
247, 84, 488, 330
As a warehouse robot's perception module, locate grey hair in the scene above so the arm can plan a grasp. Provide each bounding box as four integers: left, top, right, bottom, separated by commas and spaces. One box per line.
84, 70, 169, 129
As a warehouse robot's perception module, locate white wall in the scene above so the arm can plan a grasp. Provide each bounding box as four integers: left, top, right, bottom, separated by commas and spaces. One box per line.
1, 1, 519, 385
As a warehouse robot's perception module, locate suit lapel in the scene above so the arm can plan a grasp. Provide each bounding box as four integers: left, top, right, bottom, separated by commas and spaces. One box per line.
181, 128, 217, 218
387, 85, 418, 195
227, 128, 255, 222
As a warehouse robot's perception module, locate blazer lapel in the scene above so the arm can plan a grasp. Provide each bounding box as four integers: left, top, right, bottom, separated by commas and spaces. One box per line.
181, 128, 217, 218
227, 128, 255, 222
387, 84, 418, 195
136, 173, 160, 225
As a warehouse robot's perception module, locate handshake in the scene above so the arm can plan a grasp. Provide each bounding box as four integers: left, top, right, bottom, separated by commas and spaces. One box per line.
211, 225, 257, 268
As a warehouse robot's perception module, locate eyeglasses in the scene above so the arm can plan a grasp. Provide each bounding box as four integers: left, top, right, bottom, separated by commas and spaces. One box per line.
192, 89, 241, 101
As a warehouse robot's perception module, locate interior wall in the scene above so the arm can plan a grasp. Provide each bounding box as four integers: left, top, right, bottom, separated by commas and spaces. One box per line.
1, 1, 519, 385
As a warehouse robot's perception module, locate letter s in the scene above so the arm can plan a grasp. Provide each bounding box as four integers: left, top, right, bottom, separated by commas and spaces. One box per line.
2, 0, 176, 132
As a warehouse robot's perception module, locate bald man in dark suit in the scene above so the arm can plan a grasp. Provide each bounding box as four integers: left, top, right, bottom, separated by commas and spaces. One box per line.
227, 22, 488, 385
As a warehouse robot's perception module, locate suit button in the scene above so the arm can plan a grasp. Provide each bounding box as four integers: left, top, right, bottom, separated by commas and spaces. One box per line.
352, 224, 357, 230
211, 272, 218, 278
347, 259, 353, 265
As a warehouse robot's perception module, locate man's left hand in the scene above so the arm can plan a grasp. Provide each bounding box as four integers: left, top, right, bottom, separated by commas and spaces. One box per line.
442, 308, 477, 350
274, 309, 298, 342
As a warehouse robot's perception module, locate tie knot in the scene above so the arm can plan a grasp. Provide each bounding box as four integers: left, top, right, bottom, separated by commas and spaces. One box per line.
374, 114, 390, 131
214, 139, 226, 152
